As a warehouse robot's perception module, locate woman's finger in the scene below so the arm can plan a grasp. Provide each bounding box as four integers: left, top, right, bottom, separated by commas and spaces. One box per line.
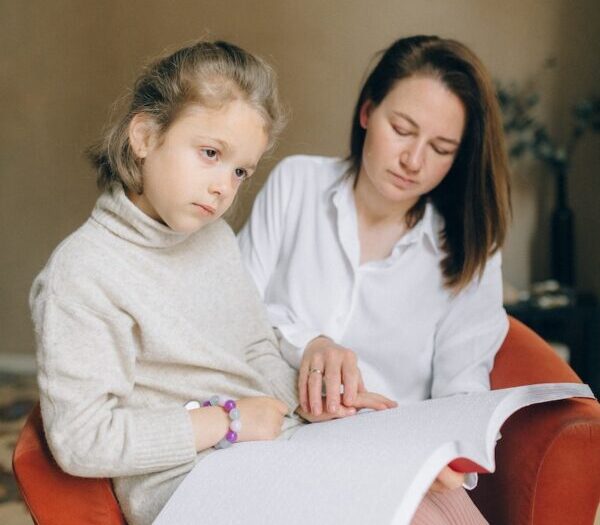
298, 360, 310, 412
357, 369, 367, 393
434, 466, 465, 491
307, 357, 325, 415
324, 354, 343, 413
341, 352, 360, 405
365, 392, 398, 408
352, 392, 397, 411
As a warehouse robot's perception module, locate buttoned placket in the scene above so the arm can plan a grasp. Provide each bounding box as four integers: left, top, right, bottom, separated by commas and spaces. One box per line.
331, 179, 420, 340
331, 177, 437, 341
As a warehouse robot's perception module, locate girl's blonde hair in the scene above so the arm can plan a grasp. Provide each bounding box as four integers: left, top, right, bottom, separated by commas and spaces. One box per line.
88, 40, 286, 193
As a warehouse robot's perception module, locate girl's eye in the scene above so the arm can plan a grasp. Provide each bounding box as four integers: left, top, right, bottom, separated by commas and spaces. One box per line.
201, 148, 218, 159
234, 168, 248, 180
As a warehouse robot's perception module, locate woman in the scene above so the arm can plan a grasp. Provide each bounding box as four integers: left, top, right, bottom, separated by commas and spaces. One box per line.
238, 35, 511, 523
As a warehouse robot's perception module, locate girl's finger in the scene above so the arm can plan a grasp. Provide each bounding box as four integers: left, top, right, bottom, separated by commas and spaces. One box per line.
335, 405, 356, 418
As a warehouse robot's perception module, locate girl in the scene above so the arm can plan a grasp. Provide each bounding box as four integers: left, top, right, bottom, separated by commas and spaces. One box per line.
238, 35, 511, 524
30, 40, 380, 525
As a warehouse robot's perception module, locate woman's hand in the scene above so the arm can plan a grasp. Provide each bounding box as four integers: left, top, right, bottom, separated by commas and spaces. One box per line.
429, 465, 466, 492
299, 336, 366, 415
296, 391, 397, 423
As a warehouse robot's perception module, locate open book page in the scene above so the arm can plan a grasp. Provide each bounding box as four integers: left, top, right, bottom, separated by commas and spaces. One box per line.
154, 383, 594, 525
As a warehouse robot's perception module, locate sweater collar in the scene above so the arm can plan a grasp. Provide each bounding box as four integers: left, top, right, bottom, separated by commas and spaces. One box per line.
91, 185, 192, 248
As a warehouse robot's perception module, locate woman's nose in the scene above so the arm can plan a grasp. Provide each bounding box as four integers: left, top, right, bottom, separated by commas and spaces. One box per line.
400, 141, 425, 173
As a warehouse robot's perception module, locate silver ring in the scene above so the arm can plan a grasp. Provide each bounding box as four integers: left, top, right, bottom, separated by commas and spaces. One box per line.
308, 368, 323, 375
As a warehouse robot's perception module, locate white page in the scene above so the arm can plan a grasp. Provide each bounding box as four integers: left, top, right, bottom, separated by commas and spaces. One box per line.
154, 383, 594, 525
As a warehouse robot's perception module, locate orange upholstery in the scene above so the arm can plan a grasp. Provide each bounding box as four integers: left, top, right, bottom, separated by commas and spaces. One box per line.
12, 317, 600, 524
12, 403, 126, 525
471, 317, 600, 524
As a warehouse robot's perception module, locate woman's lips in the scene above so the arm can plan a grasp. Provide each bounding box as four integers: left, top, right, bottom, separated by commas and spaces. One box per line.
388, 170, 417, 188
193, 203, 216, 216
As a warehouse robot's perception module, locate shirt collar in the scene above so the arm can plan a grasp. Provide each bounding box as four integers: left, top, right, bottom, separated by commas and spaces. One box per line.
331, 173, 442, 256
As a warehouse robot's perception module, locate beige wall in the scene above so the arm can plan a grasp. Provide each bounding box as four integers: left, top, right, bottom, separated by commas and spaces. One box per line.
1, 0, 599, 355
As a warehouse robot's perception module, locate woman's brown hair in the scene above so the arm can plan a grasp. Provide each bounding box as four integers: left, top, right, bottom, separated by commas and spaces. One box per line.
348, 35, 511, 292
88, 40, 286, 193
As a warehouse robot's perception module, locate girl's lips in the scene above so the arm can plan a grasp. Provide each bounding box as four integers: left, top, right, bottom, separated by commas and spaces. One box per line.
194, 203, 216, 215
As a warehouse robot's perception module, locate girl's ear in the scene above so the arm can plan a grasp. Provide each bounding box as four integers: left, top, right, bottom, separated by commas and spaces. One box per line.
359, 100, 373, 129
128, 114, 155, 159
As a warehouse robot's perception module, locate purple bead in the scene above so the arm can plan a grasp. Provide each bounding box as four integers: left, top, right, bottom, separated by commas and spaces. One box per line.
225, 430, 238, 443
223, 399, 237, 412
202, 400, 212, 407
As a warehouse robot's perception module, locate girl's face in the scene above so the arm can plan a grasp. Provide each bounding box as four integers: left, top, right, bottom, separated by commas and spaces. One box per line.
357, 75, 466, 212
128, 100, 268, 233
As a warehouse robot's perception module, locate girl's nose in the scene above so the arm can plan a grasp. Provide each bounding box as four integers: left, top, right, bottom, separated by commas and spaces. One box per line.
208, 171, 232, 197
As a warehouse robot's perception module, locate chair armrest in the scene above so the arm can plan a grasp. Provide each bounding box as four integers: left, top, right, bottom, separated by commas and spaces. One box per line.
12, 403, 127, 525
471, 317, 600, 524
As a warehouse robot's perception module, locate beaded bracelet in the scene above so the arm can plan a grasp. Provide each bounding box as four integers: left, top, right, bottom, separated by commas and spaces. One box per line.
185, 395, 241, 449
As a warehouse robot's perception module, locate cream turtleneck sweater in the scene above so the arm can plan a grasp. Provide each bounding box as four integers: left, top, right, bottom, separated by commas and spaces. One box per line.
30, 185, 301, 525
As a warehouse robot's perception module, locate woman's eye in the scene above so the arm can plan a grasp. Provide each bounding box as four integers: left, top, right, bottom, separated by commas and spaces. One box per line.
201, 148, 218, 159
432, 145, 454, 156
393, 126, 412, 136
234, 168, 248, 180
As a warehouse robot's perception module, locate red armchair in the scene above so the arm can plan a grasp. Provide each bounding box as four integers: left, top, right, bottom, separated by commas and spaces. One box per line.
471, 317, 600, 524
12, 317, 600, 524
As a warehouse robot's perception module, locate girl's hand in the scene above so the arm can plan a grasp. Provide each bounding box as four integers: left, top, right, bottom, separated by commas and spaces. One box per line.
300, 336, 365, 415
348, 391, 398, 411
235, 397, 288, 442
188, 396, 288, 451
295, 404, 357, 423
429, 465, 466, 492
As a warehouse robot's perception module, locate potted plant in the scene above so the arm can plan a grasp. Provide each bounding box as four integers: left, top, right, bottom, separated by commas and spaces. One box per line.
497, 81, 600, 286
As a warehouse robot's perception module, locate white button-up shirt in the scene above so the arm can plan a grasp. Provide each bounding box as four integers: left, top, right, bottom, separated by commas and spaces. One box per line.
238, 155, 509, 402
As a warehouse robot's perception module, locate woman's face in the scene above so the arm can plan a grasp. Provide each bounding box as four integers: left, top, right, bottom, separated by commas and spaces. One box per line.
358, 75, 466, 211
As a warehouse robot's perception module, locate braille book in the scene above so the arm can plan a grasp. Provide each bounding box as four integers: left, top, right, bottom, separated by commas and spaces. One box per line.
155, 382, 594, 525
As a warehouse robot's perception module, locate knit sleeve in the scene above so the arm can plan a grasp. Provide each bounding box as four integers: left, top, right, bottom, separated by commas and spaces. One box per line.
245, 337, 299, 413
32, 291, 197, 478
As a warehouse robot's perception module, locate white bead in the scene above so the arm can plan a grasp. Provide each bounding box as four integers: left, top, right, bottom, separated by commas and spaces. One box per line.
184, 400, 201, 411
216, 438, 232, 449
230, 419, 242, 432
218, 395, 229, 406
